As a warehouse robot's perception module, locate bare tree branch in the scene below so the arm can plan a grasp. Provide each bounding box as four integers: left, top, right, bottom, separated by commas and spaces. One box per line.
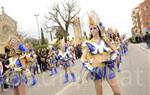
45, 0, 80, 39
69, 9, 80, 21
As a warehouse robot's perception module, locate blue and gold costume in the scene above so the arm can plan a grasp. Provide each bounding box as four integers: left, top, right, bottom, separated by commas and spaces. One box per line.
48, 48, 57, 76
80, 38, 119, 82
1, 43, 37, 89
58, 46, 76, 83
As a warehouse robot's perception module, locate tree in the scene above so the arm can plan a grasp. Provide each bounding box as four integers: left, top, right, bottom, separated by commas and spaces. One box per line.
53, 39, 61, 50
46, 0, 80, 41
55, 26, 64, 40
24, 38, 39, 49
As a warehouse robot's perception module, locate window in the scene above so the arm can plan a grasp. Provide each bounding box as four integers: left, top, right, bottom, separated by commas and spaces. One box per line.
2, 25, 11, 32
144, 6, 148, 11
145, 22, 150, 25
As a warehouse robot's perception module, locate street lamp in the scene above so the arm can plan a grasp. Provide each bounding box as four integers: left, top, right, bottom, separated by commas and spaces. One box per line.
34, 14, 40, 45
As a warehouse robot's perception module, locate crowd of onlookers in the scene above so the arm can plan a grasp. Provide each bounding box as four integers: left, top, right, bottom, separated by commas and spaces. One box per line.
28, 44, 82, 74
0, 43, 83, 91
35, 44, 82, 73
130, 32, 150, 48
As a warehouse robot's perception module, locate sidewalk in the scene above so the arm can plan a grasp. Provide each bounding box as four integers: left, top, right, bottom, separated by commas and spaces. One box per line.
139, 42, 150, 49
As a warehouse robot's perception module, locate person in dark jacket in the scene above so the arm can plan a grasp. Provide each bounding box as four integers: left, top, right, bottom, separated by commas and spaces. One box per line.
145, 32, 150, 48
37, 49, 44, 73
0, 46, 15, 91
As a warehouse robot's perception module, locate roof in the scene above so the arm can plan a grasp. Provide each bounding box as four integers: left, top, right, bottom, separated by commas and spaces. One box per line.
0, 13, 17, 23
0, 9, 17, 23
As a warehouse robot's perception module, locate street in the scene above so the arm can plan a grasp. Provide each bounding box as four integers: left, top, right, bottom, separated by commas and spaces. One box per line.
2, 43, 150, 95
0, 0, 150, 94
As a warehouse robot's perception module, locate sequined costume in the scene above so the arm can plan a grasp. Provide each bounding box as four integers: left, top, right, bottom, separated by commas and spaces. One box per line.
80, 39, 119, 82
1, 43, 37, 90
58, 46, 76, 83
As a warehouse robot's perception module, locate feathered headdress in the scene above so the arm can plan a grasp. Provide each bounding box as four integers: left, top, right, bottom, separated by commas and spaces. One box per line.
88, 10, 102, 26
88, 14, 97, 26
5, 36, 27, 54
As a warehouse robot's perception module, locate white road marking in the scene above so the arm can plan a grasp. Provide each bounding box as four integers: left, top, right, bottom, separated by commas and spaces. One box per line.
56, 77, 80, 95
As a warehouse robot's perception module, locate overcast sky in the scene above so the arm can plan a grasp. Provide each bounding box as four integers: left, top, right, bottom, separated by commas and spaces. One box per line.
0, 0, 144, 39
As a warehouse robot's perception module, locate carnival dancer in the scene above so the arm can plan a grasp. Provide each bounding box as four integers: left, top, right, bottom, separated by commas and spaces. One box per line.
2, 38, 36, 95
120, 35, 127, 56
122, 35, 128, 56
48, 47, 58, 76
58, 40, 76, 83
58, 49, 64, 66
6, 44, 27, 95
25, 48, 37, 86
110, 31, 122, 72
0, 61, 3, 87
115, 38, 122, 72
0, 47, 10, 92
80, 12, 121, 95
68, 45, 75, 65
28, 48, 39, 75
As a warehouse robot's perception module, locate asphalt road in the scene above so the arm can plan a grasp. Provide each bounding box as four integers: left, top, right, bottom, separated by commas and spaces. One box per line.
1, 43, 150, 95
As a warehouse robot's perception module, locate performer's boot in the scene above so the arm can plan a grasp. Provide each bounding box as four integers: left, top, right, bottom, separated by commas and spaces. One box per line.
124, 49, 126, 55
64, 73, 69, 83
50, 68, 53, 76
53, 67, 57, 74
122, 50, 124, 56
117, 63, 121, 72
31, 75, 37, 86
54, 67, 57, 74
71, 72, 76, 82
120, 55, 122, 62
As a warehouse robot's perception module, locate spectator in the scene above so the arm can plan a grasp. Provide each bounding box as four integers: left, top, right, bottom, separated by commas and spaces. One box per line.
135, 36, 140, 43
37, 49, 44, 73
145, 32, 150, 48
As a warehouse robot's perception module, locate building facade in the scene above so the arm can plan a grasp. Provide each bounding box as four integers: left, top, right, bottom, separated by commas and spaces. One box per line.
139, 0, 150, 34
131, 7, 141, 36
71, 17, 82, 45
0, 7, 18, 53
132, 0, 150, 36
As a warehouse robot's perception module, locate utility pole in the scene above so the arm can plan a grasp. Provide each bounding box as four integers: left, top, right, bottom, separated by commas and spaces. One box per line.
34, 14, 40, 45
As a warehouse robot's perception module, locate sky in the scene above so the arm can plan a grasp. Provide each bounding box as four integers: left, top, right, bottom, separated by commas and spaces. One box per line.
0, 0, 144, 39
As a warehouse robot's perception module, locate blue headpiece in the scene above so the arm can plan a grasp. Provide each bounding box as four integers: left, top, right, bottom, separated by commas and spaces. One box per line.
29, 48, 33, 52
64, 46, 68, 52
99, 22, 103, 27
18, 43, 27, 53
52, 47, 55, 51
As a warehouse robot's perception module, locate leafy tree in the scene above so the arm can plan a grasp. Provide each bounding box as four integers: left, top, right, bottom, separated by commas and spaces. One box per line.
55, 26, 64, 40
24, 38, 39, 47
